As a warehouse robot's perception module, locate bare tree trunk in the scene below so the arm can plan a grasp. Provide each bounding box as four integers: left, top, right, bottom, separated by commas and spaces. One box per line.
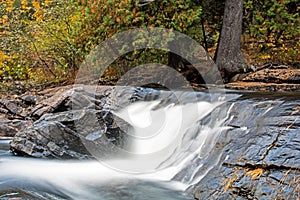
215, 0, 247, 82
167, 38, 189, 71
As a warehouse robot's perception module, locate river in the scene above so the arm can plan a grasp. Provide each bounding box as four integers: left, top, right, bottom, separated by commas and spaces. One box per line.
0, 89, 299, 199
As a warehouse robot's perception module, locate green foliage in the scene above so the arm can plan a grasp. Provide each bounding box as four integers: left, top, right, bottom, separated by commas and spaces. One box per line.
71, 0, 202, 77
245, 0, 299, 44
73, 0, 201, 54
243, 0, 299, 66
198, 0, 225, 47
1, 0, 299, 83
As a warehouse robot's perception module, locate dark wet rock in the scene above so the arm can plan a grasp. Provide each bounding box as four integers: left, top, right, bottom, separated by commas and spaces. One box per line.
10, 120, 89, 159
192, 95, 300, 200
7, 85, 183, 159
4, 84, 300, 198
10, 108, 129, 159
287, 73, 300, 84
6, 85, 118, 158
0, 107, 8, 115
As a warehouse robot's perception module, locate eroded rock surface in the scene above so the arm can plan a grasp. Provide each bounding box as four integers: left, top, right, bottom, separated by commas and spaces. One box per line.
226, 65, 300, 91
8, 85, 132, 159
0, 119, 32, 137
192, 94, 300, 200
10, 109, 128, 159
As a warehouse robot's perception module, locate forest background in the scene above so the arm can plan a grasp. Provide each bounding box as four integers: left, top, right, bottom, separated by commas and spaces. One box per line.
0, 0, 299, 85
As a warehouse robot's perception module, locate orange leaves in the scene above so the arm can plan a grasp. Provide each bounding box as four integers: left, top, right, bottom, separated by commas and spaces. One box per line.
0, 51, 11, 63
223, 168, 239, 192
5, 0, 14, 12
5, 7, 13, 12
0, 0, 80, 81
291, 106, 300, 115
257, 11, 264, 21
90, 5, 95, 13
246, 168, 264, 180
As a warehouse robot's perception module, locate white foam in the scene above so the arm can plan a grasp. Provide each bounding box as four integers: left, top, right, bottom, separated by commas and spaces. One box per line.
0, 95, 233, 198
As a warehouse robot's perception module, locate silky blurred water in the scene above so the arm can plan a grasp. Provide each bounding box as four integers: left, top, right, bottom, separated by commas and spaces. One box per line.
0, 89, 240, 200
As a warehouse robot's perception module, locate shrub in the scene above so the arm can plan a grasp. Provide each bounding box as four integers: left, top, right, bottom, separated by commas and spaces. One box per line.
0, 0, 80, 82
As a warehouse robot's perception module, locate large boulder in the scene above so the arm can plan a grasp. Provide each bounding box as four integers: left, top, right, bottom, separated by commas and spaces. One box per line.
10, 109, 129, 159
30, 85, 113, 119
9, 85, 135, 159
1, 85, 113, 138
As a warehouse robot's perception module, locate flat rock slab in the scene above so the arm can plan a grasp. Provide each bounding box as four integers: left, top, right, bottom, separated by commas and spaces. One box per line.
226, 68, 300, 92
192, 95, 300, 200
226, 82, 300, 92
243, 68, 300, 83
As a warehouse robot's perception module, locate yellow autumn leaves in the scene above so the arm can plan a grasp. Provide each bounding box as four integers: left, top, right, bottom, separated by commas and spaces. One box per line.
0, 0, 79, 81
32, 1, 44, 22
2, 0, 44, 22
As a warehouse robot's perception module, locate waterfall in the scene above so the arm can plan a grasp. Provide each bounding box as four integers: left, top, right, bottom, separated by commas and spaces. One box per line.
0, 89, 239, 199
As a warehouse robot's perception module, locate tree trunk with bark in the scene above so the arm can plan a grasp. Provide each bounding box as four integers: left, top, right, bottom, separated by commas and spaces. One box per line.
215, 0, 247, 82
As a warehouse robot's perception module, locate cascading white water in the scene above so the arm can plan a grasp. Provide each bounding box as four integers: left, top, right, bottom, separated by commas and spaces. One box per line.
0, 91, 237, 199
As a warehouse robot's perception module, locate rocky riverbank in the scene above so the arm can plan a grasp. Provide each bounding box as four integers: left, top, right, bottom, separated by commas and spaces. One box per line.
1, 85, 115, 158
1, 71, 300, 199
225, 64, 300, 91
